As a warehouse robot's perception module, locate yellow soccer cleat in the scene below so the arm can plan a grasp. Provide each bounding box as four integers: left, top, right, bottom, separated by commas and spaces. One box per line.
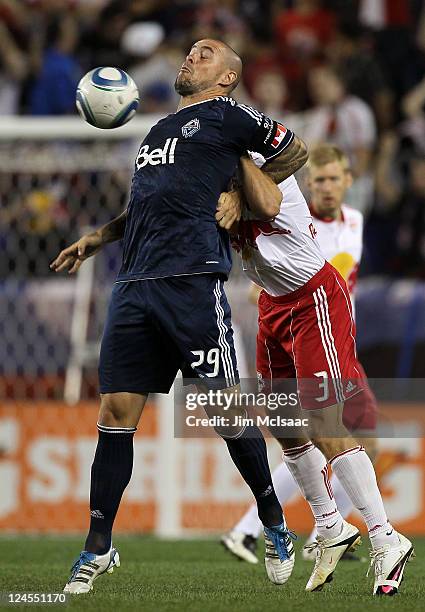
305, 520, 361, 592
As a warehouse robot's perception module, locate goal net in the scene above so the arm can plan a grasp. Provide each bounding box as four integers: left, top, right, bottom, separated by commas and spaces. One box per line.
0, 117, 152, 400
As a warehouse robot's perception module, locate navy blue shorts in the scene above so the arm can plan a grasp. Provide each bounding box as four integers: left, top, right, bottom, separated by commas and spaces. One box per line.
99, 274, 239, 394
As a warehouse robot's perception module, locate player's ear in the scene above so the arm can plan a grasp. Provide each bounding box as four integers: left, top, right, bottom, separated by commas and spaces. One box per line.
306, 172, 312, 190
219, 69, 238, 89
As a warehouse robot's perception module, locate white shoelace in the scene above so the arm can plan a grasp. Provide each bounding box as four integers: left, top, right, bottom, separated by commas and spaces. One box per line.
303, 538, 326, 570
367, 548, 386, 578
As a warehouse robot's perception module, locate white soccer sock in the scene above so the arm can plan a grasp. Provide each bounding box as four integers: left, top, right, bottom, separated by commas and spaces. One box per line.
273, 460, 300, 505
330, 446, 398, 549
233, 461, 299, 538
284, 442, 343, 539
305, 473, 354, 544
233, 501, 262, 538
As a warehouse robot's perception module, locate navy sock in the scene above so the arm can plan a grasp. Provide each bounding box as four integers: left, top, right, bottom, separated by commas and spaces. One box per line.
225, 425, 283, 528
84, 424, 136, 554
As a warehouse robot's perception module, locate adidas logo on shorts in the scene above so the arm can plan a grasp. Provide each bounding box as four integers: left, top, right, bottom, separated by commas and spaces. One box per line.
345, 381, 356, 394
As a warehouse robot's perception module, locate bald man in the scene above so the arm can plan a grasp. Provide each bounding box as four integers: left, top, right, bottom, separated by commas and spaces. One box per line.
53, 39, 308, 594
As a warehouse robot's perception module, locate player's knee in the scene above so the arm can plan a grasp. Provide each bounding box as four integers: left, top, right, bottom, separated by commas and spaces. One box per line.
215, 426, 246, 439
99, 393, 143, 428
275, 437, 309, 451
359, 436, 378, 463
212, 406, 248, 439
312, 436, 353, 461
99, 394, 127, 426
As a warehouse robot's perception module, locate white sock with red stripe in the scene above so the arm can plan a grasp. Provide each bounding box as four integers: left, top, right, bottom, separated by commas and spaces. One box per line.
284, 442, 344, 539
233, 461, 300, 538
305, 472, 354, 544
330, 446, 398, 549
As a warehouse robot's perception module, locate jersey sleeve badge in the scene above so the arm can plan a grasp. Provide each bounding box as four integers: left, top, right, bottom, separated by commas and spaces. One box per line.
272, 124, 288, 149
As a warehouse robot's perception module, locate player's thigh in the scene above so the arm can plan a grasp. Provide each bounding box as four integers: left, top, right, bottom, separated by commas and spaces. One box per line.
153, 274, 239, 389
99, 282, 181, 395
308, 399, 371, 459
342, 361, 378, 434
309, 401, 349, 456
291, 276, 361, 412
256, 320, 296, 389
256, 321, 306, 443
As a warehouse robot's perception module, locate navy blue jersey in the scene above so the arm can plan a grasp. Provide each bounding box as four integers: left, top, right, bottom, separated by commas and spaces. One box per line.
117, 97, 294, 282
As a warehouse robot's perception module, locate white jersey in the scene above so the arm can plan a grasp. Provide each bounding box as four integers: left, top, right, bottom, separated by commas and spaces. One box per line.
235, 164, 325, 296
311, 204, 363, 295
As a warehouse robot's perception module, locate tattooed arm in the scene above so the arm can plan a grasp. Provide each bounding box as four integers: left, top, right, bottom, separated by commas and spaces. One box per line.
216, 135, 308, 229
262, 135, 308, 184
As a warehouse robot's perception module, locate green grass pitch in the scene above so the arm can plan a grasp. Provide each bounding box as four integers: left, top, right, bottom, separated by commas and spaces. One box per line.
0, 535, 423, 612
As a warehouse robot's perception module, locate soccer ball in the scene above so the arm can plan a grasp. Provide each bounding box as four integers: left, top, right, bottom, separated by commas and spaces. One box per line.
76, 67, 139, 129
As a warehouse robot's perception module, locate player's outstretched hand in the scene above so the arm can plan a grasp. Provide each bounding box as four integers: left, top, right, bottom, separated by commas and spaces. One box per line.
216, 190, 242, 231
50, 232, 103, 274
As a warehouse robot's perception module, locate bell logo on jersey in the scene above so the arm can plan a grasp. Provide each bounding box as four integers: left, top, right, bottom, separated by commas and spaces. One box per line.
136, 138, 178, 170
272, 123, 287, 149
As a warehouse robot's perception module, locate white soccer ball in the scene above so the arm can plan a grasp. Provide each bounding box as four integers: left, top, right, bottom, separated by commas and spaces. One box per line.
76, 67, 139, 129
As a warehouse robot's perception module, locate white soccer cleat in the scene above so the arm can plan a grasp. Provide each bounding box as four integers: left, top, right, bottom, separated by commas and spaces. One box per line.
264, 520, 296, 585
305, 520, 361, 592
63, 547, 120, 594
368, 532, 414, 596
303, 540, 364, 562
302, 543, 316, 562
221, 531, 258, 564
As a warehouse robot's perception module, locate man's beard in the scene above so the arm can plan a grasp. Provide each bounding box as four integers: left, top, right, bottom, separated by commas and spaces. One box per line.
174, 74, 206, 96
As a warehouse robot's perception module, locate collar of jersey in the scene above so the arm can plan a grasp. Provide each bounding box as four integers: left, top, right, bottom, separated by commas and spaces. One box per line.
175, 98, 216, 113
309, 202, 345, 224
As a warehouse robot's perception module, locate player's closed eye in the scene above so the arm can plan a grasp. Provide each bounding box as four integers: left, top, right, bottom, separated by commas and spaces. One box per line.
315, 177, 340, 184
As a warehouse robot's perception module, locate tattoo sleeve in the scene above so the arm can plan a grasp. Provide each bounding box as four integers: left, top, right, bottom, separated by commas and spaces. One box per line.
100, 209, 127, 244
262, 135, 308, 184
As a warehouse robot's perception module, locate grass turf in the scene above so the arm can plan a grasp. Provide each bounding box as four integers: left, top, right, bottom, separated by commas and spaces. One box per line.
0, 535, 423, 612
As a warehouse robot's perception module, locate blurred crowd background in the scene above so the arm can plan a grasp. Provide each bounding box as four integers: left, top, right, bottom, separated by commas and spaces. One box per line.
1, 2, 424, 541
1, 0, 425, 398
1, 0, 425, 278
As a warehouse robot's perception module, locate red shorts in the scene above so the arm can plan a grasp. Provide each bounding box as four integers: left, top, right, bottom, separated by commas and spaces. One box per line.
257, 262, 362, 410
342, 362, 377, 432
